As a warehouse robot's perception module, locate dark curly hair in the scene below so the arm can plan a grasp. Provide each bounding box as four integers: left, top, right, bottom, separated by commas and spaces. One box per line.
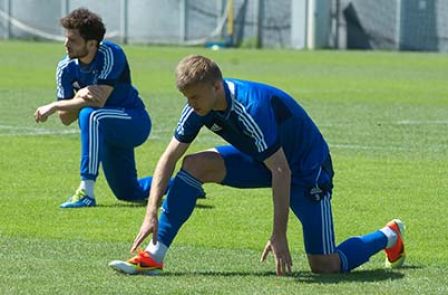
60, 8, 106, 46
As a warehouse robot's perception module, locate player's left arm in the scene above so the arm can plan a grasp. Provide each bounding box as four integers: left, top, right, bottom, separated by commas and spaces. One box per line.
75, 84, 113, 108
34, 86, 113, 124
260, 147, 293, 276
55, 85, 113, 125
245, 94, 292, 275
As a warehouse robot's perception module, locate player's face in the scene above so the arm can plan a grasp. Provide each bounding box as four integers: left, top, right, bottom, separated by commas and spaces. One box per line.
181, 82, 221, 116
64, 29, 89, 59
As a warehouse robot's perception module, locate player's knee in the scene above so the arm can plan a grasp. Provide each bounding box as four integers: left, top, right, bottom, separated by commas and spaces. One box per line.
181, 152, 225, 183
114, 190, 145, 202
79, 106, 95, 118
308, 255, 341, 274
78, 107, 95, 125
181, 153, 208, 181
110, 184, 146, 202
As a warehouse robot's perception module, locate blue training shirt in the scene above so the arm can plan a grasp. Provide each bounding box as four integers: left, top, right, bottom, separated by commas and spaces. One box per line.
55, 40, 145, 109
174, 78, 330, 185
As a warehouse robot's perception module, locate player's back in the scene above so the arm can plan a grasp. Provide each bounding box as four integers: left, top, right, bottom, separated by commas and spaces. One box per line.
227, 79, 329, 183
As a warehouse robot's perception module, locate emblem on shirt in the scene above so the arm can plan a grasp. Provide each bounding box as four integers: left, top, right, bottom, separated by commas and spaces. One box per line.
210, 123, 223, 132
72, 81, 80, 90
176, 124, 185, 136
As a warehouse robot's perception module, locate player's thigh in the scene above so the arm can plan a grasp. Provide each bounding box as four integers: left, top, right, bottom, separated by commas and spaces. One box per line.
100, 108, 151, 147
181, 149, 226, 183
216, 145, 271, 188
290, 186, 336, 256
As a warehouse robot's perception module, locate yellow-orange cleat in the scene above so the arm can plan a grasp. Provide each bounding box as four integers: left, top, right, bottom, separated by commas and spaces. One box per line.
109, 250, 163, 275
384, 219, 406, 268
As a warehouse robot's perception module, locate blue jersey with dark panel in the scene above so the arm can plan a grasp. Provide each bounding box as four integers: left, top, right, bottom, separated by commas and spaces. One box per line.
174, 78, 330, 185
55, 40, 145, 109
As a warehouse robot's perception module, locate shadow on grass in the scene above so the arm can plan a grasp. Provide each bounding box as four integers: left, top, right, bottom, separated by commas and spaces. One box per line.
96, 202, 215, 209
158, 268, 406, 283
293, 269, 406, 283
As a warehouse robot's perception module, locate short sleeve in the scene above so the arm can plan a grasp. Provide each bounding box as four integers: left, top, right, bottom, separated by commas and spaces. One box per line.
97, 44, 125, 86
174, 105, 204, 143
240, 97, 281, 161
56, 58, 74, 100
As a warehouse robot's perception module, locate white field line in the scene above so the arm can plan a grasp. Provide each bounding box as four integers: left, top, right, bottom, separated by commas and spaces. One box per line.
329, 143, 406, 151
396, 120, 448, 125
1, 121, 446, 151
0, 124, 168, 139
0, 125, 79, 136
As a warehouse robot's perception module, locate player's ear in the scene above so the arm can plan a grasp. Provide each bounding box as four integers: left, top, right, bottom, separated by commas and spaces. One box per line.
87, 39, 98, 51
212, 80, 222, 92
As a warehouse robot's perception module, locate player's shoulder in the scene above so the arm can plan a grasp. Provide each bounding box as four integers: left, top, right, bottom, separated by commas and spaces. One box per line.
226, 78, 275, 105
56, 55, 76, 73
98, 40, 125, 57
226, 78, 277, 95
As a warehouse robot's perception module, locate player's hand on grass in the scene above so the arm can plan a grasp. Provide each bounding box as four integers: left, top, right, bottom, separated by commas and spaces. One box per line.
34, 103, 56, 123
130, 209, 159, 253
260, 234, 292, 276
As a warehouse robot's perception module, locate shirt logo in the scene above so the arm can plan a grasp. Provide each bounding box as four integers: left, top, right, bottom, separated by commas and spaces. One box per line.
176, 124, 185, 135
210, 123, 223, 132
72, 81, 80, 90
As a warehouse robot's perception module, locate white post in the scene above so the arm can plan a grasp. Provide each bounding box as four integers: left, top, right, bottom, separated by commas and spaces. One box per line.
216, 0, 223, 28
290, 0, 308, 49
396, 0, 402, 50
255, 0, 264, 48
61, 0, 69, 35
306, 0, 316, 49
120, 0, 128, 43
180, 0, 188, 42
5, 0, 11, 39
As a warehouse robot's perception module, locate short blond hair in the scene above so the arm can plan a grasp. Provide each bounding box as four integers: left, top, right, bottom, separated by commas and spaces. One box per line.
175, 55, 223, 91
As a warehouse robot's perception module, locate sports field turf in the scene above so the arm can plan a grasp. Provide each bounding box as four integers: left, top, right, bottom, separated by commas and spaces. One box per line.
0, 41, 447, 294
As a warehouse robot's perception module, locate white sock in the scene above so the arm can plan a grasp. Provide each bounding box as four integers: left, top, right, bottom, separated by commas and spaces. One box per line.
145, 241, 168, 263
380, 226, 397, 248
79, 180, 95, 198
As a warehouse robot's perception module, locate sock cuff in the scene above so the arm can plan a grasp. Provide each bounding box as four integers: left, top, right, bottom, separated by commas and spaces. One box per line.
177, 169, 203, 191
145, 241, 168, 263
379, 227, 398, 248
336, 249, 350, 272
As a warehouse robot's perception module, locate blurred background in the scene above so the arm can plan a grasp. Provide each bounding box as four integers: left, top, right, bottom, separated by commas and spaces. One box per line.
0, 0, 447, 51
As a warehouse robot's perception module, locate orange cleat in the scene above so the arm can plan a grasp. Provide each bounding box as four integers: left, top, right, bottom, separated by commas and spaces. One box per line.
109, 250, 163, 275
384, 219, 406, 268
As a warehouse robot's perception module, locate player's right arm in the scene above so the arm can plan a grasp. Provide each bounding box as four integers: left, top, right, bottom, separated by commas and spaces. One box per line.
130, 137, 190, 253
34, 93, 105, 124
55, 58, 78, 125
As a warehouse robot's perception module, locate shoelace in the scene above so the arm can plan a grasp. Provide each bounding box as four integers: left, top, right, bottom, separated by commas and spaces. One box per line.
130, 250, 152, 264
69, 188, 86, 202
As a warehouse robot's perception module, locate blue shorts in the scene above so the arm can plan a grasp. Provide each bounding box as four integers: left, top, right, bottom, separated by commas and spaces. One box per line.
216, 145, 336, 255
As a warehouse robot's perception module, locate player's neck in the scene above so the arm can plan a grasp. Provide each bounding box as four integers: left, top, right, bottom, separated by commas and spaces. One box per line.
213, 86, 227, 112
79, 47, 97, 65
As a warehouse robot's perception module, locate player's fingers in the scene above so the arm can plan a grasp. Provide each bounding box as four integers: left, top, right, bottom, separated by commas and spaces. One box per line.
276, 257, 282, 276
260, 244, 271, 262
130, 240, 140, 253
152, 224, 158, 245
35, 110, 42, 122
130, 233, 145, 253
286, 260, 292, 274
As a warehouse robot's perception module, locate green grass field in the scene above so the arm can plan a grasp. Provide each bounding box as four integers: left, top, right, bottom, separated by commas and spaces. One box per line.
1, 40, 447, 294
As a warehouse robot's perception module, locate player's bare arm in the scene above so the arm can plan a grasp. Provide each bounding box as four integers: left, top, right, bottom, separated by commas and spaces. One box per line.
130, 137, 191, 253
260, 147, 293, 276
76, 85, 113, 108
35, 85, 113, 125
